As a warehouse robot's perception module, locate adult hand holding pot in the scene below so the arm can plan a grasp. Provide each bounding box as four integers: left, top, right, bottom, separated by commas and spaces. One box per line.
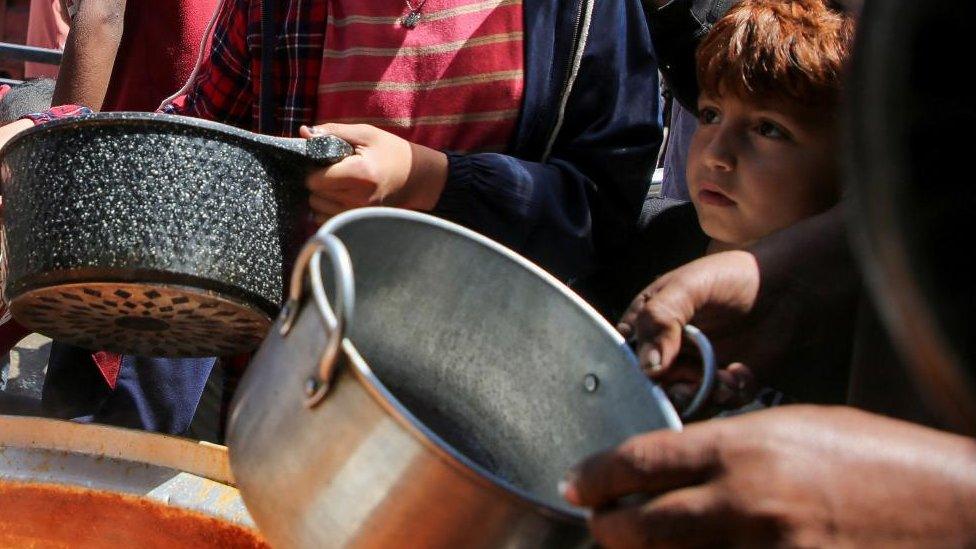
562, 405, 976, 547
618, 206, 857, 408
300, 123, 448, 222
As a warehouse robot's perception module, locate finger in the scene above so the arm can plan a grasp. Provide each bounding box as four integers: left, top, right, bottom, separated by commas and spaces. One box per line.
665, 382, 698, 412
589, 487, 727, 548
308, 194, 347, 217
305, 156, 372, 195
650, 359, 704, 385
636, 342, 665, 377
617, 293, 647, 339
650, 344, 705, 383
633, 307, 683, 374
318, 155, 373, 188
301, 123, 375, 146
638, 286, 700, 372
617, 276, 668, 338
564, 427, 720, 508
721, 362, 758, 407
664, 364, 757, 413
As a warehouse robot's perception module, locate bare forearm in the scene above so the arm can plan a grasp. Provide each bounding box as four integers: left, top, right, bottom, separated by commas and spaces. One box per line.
0, 120, 33, 149
749, 203, 857, 308
51, 0, 127, 110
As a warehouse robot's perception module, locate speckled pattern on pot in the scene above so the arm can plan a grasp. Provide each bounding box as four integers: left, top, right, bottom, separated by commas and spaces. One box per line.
0, 112, 351, 355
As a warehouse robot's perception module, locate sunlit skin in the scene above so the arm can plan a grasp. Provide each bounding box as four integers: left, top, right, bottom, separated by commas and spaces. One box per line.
687, 92, 841, 249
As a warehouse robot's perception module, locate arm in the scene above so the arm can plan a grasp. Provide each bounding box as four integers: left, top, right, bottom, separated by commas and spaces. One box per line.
565, 405, 976, 547
51, 0, 126, 110
619, 204, 859, 383
0, 120, 33, 150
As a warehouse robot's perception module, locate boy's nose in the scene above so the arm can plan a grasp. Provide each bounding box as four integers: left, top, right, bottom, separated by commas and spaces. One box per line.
703, 129, 736, 172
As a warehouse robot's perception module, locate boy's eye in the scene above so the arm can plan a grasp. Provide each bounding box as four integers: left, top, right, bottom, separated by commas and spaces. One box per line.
757, 120, 789, 139
698, 107, 720, 125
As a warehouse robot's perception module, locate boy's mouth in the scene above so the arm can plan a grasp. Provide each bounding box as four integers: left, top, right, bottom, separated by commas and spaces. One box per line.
697, 184, 736, 207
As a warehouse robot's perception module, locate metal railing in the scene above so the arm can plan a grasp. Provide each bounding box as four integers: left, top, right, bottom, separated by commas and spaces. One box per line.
0, 42, 62, 84
0, 43, 62, 65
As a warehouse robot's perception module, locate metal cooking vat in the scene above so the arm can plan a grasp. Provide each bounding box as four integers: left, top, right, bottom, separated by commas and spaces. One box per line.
0, 415, 266, 548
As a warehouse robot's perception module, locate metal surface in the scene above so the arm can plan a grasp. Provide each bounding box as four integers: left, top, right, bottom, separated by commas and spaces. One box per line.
0, 415, 256, 529
229, 208, 685, 548
0, 43, 62, 65
0, 112, 351, 357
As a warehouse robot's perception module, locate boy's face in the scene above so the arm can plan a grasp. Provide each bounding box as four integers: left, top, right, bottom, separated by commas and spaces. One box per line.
686, 92, 840, 247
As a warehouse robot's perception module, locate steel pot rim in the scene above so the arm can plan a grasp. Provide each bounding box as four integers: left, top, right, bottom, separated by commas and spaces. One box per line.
317, 207, 683, 523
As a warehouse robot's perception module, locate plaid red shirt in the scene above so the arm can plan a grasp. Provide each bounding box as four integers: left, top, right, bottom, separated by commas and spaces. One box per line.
165, 0, 328, 136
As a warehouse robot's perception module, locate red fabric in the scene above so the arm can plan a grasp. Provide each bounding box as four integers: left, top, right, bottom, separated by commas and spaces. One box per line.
21, 104, 92, 124
101, 0, 220, 112
91, 351, 123, 389
92, 1, 218, 385
164, 0, 330, 136
24, 0, 70, 79
316, 0, 524, 152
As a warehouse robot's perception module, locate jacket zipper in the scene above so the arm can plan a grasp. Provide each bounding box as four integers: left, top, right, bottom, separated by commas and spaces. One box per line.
541, 0, 595, 161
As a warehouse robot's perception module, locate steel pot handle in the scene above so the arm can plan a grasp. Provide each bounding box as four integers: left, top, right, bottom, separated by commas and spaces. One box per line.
678, 324, 717, 420
278, 230, 355, 408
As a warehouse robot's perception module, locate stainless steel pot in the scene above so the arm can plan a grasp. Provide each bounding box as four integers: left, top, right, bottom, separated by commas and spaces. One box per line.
227, 208, 715, 548
0, 415, 265, 547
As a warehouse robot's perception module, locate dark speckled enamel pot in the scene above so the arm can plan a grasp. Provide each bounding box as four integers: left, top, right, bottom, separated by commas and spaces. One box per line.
0, 112, 352, 357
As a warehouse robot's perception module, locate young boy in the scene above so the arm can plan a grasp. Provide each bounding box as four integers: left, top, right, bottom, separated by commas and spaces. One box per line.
688, 0, 851, 252
580, 0, 855, 410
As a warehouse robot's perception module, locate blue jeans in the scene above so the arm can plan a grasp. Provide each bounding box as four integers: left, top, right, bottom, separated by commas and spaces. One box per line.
41, 342, 216, 434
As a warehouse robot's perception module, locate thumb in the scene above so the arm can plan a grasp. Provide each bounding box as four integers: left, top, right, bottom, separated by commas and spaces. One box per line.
562, 427, 720, 509
633, 285, 696, 373
301, 123, 375, 146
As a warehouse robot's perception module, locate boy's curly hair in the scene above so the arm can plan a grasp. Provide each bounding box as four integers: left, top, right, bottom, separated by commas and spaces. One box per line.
696, 0, 855, 111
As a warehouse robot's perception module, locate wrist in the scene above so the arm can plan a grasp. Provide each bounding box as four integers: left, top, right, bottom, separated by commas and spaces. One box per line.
0, 119, 34, 149
403, 143, 448, 211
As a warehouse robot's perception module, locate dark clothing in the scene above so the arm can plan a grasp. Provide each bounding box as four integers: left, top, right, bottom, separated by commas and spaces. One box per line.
42, 344, 216, 433
575, 197, 708, 322
646, 0, 740, 112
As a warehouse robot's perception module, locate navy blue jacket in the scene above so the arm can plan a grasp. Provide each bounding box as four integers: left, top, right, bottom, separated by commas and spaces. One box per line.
437, 0, 662, 279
